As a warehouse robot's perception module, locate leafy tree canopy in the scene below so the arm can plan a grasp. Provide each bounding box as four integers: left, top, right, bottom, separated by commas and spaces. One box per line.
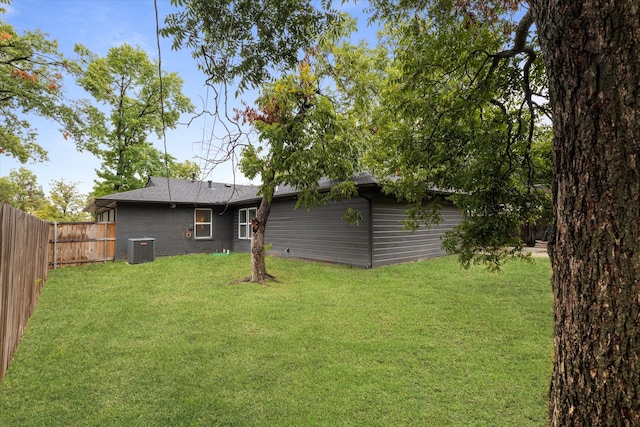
35, 178, 91, 222
364, 1, 550, 268
1, 169, 93, 221
0, 167, 45, 213
161, 0, 348, 92
165, 159, 201, 180
240, 36, 387, 200
73, 43, 195, 196
0, 17, 90, 163
239, 57, 358, 206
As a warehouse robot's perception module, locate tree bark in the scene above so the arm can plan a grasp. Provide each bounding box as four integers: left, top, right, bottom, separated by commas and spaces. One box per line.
250, 193, 273, 283
529, 1, 640, 424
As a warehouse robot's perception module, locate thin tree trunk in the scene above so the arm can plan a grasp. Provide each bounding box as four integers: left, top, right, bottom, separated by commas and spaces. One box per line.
530, 1, 640, 424
250, 192, 273, 283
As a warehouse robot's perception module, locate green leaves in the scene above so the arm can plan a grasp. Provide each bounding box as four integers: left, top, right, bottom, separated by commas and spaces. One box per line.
35, 179, 91, 222
162, 0, 343, 92
237, 44, 373, 209
0, 167, 45, 213
0, 20, 87, 163
367, 4, 550, 268
74, 43, 194, 195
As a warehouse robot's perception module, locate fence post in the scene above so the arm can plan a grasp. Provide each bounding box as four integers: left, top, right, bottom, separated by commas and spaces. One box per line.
53, 222, 57, 269
104, 222, 107, 263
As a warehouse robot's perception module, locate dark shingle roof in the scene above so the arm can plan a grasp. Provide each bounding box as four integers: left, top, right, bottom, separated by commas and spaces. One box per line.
271, 173, 379, 197
86, 172, 384, 213
86, 177, 261, 212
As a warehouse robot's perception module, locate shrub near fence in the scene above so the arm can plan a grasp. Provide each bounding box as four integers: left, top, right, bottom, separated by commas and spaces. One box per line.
0, 203, 50, 383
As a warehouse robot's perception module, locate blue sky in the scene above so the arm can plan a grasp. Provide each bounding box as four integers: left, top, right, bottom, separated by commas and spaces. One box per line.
2, 0, 375, 196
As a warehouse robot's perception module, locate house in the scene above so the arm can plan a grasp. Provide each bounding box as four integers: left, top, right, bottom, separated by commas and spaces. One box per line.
85, 173, 464, 268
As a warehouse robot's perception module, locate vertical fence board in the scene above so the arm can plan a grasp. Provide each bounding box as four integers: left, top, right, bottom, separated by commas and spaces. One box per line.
0, 203, 49, 383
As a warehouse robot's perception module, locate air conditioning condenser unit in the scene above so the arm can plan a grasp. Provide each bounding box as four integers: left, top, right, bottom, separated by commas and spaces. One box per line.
128, 238, 155, 264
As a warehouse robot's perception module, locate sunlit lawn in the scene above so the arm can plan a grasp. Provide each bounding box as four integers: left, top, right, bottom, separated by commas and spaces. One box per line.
0, 254, 552, 426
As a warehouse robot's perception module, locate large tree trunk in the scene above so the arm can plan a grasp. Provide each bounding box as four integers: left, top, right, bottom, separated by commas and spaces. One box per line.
529, 1, 640, 424
250, 194, 273, 283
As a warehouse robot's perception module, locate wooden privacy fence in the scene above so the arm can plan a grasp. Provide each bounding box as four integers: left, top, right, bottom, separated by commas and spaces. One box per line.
519, 221, 550, 246
0, 203, 50, 383
49, 222, 115, 268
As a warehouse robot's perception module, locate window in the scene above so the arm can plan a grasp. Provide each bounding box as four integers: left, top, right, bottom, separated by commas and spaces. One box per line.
238, 207, 257, 239
194, 208, 212, 239
97, 209, 115, 222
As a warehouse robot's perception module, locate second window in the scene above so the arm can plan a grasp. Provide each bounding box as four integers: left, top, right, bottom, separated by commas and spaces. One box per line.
238, 207, 257, 239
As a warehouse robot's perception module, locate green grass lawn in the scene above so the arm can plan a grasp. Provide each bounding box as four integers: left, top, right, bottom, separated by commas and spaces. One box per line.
0, 254, 552, 426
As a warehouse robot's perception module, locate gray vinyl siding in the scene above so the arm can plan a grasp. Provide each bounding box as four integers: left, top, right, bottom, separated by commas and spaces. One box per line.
371, 201, 463, 267
114, 203, 233, 260
233, 197, 371, 267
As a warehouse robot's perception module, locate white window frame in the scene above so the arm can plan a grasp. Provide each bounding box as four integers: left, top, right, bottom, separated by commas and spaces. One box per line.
194, 208, 213, 239
238, 207, 257, 240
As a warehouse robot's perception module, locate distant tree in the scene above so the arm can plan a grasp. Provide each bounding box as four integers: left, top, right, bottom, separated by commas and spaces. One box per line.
0, 167, 45, 213
89, 145, 175, 197
91, 155, 200, 197
35, 179, 91, 222
162, 159, 200, 180
0, 16, 92, 163
74, 43, 194, 196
